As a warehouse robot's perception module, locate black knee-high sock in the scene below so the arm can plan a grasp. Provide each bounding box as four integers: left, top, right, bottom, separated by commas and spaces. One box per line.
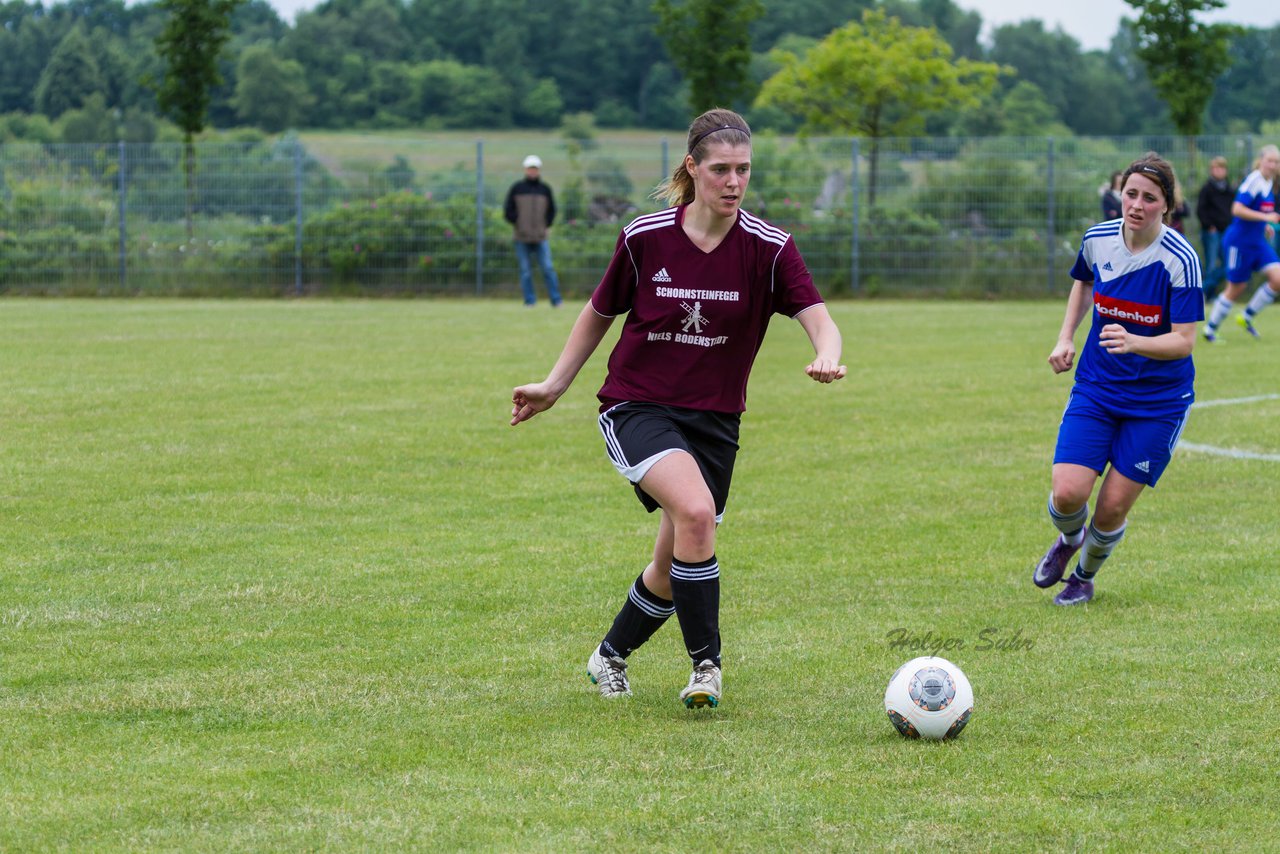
669, 555, 720, 666
600, 573, 675, 659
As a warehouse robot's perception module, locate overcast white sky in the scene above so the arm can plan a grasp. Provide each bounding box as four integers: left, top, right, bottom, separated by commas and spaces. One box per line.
261, 0, 1280, 51
954, 0, 1280, 50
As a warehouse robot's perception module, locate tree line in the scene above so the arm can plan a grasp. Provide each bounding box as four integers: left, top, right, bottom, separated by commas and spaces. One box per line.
2, 0, 1280, 142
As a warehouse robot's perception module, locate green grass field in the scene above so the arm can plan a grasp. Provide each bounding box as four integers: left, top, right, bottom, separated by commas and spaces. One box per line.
1, 299, 1277, 850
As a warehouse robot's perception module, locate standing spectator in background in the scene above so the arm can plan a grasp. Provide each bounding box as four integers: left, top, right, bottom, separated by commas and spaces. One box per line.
1101, 171, 1124, 222
1196, 156, 1233, 302
504, 155, 563, 308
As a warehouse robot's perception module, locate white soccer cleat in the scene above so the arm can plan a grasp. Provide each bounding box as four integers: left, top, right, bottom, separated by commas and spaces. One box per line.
679, 659, 722, 708
587, 645, 631, 698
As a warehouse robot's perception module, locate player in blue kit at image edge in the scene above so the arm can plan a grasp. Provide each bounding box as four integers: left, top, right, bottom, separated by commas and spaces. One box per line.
1203, 144, 1280, 341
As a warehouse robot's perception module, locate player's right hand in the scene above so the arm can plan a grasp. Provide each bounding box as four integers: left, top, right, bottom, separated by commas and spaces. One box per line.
1047, 340, 1075, 374
510, 382, 557, 426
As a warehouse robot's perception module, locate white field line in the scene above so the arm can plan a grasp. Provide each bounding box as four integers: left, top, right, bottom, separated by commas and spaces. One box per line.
1191, 393, 1280, 409
1180, 442, 1280, 462
1183, 393, 1280, 461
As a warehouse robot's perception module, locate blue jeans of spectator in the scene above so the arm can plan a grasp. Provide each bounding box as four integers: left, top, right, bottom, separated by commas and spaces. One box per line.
1202, 229, 1226, 297
515, 240, 562, 306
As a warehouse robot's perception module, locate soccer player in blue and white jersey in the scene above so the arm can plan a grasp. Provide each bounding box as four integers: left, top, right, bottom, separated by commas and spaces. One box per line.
511, 109, 846, 706
1033, 153, 1203, 606
1203, 145, 1280, 341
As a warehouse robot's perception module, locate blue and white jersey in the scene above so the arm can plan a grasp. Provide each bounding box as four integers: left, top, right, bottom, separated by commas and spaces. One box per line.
1222, 169, 1276, 246
1068, 219, 1204, 413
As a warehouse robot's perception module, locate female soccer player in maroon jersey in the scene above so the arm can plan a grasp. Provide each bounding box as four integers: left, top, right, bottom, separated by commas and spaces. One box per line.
510, 109, 846, 708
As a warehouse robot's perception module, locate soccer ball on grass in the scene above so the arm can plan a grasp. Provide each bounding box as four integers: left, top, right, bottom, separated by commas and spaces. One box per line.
884, 656, 973, 740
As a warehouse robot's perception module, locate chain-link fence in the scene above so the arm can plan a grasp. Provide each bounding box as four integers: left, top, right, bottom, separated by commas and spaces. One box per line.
0, 133, 1263, 298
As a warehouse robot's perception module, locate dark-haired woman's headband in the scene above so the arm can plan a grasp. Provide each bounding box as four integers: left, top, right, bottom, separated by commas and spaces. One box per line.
688, 125, 750, 154
1134, 164, 1172, 200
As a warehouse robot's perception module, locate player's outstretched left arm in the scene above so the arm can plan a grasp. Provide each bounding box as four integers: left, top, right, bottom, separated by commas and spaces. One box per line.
796, 304, 847, 383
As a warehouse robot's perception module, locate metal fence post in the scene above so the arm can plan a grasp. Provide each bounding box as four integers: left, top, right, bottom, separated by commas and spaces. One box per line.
850, 138, 860, 293
475, 140, 484, 296
1046, 137, 1056, 293
117, 141, 127, 292
661, 137, 668, 184
294, 140, 304, 297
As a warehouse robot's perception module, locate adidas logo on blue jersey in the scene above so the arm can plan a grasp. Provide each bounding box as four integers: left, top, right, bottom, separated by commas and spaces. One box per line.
1135, 460, 1150, 473
1102, 261, 1114, 271
652, 267, 672, 283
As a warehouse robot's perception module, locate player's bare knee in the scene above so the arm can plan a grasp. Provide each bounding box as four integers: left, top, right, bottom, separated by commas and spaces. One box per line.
1049, 484, 1090, 514
1090, 506, 1128, 532
672, 503, 717, 549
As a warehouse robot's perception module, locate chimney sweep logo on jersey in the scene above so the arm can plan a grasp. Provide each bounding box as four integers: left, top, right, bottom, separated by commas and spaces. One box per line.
648, 279, 736, 348
1095, 294, 1162, 327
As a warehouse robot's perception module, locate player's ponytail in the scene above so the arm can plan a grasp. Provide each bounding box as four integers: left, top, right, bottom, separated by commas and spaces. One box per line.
652, 108, 752, 208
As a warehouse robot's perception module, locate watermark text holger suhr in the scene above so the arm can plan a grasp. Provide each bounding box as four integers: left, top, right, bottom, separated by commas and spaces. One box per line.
885, 627, 1035, 656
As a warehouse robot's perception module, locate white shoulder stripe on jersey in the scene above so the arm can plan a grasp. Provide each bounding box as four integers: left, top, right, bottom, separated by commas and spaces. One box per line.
623, 209, 677, 237
1083, 220, 1122, 240
627, 207, 677, 226
739, 209, 790, 242
1162, 228, 1202, 285
1160, 233, 1201, 290
624, 208, 674, 227
626, 219, 679, 239
1238, 170, 1270, 198
738, 217, 789, 247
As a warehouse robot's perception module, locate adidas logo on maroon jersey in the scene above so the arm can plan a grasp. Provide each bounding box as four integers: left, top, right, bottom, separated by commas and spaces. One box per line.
652, 267, 672, 283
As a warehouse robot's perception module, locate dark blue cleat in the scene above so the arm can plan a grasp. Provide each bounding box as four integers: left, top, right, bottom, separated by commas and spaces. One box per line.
1053, 575, 1094, 606
1034, 536, 1081, 588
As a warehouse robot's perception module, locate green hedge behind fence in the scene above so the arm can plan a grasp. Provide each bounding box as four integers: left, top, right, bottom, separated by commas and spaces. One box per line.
0, 133, 1262, 298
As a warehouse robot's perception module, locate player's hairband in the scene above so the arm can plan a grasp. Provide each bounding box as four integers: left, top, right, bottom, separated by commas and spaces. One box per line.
1133, 164, 1172, 201
688, 125, 750, 153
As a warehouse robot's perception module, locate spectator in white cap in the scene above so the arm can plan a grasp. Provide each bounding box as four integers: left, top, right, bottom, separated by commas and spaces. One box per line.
504, 154, 562, 307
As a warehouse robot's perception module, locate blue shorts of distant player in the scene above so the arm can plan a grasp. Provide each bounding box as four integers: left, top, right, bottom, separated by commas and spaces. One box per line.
1053, 388, 1191, 487
1224, 237, 1280, 284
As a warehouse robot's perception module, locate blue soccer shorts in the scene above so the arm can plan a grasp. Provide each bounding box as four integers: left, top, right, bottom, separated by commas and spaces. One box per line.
1225, 237, 1280, 284
1053, 391, 1191, 487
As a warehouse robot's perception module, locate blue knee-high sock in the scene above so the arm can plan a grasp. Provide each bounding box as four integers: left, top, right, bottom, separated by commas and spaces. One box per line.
1074, 523, 1126, 581
1048, 493, 1088, 546
1207, 294, 1234, 330
1244, 284, 1278, 319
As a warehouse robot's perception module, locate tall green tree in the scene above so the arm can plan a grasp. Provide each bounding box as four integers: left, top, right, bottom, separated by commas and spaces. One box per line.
1123, 0, 1238, 143
154, 0, 244, 237
232, 42, 312, 132
653, 0, 764, 114
756, 9, 1002, 201
34, 24, 101, 117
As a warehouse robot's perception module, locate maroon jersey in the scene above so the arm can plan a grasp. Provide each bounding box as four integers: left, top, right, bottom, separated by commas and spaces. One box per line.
590, 204, 823, 413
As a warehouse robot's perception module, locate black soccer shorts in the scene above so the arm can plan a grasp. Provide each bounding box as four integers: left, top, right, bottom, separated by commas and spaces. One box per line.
597, 401, 740, 519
